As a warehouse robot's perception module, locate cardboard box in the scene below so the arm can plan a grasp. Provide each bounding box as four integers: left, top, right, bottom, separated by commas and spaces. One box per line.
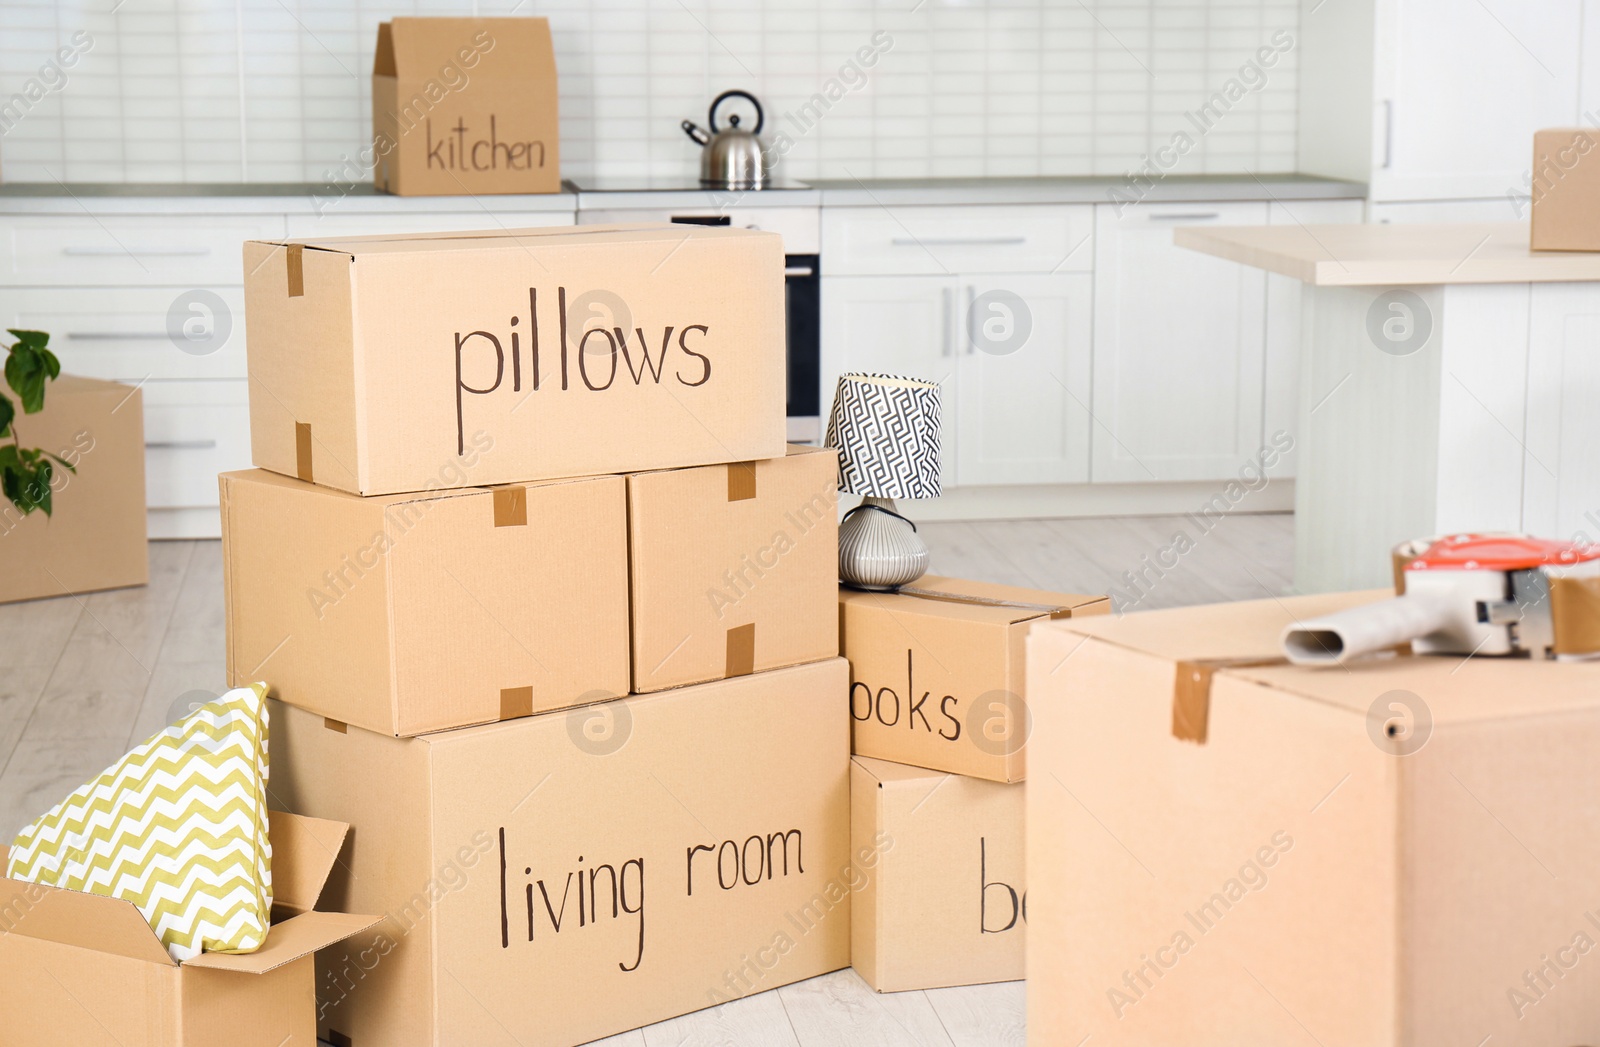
1026, 590, 1600, 1046
0, 811, 380, 1047
850, 755, 1024, 993
219, 468, 629, 737
269, 658, 853, 1047
1531, 128, 1600, 251
243, 225, 786, 496
372, 17, 559, 196
0, 374, 146, 604
841, 577, 1109, 783
628, 445, 839, 693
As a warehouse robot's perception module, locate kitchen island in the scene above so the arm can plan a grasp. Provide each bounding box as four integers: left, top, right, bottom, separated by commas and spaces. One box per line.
1179, 221, 1600, 591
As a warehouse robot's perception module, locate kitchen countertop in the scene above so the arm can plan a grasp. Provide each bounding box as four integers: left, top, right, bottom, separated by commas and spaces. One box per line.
0, 181, 579, 215
1175, 221, 1600, 285
805, 173, 1366, 207
0, 173, 1365, 214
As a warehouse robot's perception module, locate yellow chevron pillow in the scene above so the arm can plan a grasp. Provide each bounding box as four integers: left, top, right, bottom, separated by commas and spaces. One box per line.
6, 683, 273, 961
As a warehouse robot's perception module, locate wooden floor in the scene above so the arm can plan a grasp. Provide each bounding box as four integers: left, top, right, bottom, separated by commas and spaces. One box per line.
0, 512, 1294, 1047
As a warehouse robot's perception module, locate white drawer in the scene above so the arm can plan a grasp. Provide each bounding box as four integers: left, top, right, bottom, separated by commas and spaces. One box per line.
0, 287, 244, 382
283, 211, 574, 239
0, 215, 285, 287
141, 380, 251, 509
824, 205, 1093, 276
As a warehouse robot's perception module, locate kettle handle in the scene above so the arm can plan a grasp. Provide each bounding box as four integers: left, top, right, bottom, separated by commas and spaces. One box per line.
708, 89, 764, 135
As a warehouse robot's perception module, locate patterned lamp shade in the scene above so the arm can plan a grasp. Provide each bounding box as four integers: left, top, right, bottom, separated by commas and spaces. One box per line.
825, 372, 943, 499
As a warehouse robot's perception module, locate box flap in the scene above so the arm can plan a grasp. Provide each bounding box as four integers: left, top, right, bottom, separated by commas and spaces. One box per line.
246, 223, 767, 259
851, 754, 947, 786
1045, 590, 1600, 726
0, 868, 175, 967
388, 17, 552, 82
180, 911, 383, 975
845, 575, 1107, 626
266, 810, 351, 916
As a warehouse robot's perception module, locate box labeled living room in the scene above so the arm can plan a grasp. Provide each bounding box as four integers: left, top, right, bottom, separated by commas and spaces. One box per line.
7, 5, 1600, 1047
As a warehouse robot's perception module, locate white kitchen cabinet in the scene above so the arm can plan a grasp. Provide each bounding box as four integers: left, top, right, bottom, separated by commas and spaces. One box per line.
1091, 202, 1267, 483
955, 273, 1091, 485
1300, 0, 1582, 202
1263, 198, 1367, 479
1521, 282, 1600, 541
820, 269, 1093, 488
825, 204, 1093, 277
0, 215, 286, 286
819, 274, 959, 486
142, 380, 252, 539
0, 286, 245, 382
283, 210, 573, 238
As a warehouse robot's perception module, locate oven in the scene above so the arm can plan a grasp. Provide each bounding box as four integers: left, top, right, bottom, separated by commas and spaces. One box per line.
578, 198, 824, 442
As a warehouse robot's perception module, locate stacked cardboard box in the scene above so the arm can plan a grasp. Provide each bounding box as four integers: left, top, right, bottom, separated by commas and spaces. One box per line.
839, 576, 1109, 992
223, 223, 853, 1046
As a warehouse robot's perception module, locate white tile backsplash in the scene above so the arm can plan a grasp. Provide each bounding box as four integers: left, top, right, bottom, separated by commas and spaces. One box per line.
0, 0, 1300, 186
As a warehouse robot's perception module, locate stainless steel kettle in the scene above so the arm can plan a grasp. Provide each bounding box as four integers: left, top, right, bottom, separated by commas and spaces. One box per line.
682, 89, 772, 190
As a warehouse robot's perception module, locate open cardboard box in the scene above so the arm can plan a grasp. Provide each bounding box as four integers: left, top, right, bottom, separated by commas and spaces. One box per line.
0, 811, 380, 1046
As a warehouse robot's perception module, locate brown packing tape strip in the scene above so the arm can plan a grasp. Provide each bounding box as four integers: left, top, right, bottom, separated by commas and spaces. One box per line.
1171, 657, 1288, 745
1551, 574, 1600, 656
295, 422, 314, 483
726, 623, 755, 677
493, 486, 527, 527
896, 585, 1079, 617
286, 243, 304, 298
727, 462, 757, 501
327, 1033, 352, 1047
500, 686, 534, 720
324, 718, 347, 734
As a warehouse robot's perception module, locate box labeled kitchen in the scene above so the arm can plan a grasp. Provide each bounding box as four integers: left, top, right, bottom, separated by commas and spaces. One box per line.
0, 811, 379, 1047
269, 658, 852, 1047
628, 445, 839, 693
1531, 128, 1600, 251
1026, 590, 1600, 1047
0, 374, 147, 605
372, 17, 559, 196
841, 576, 1108, 783
850, 755, 1024, 993
242, 224, 785, 496
220, 468, 628, 737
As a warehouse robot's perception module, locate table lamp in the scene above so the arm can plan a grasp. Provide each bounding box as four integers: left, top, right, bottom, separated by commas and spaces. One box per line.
824, 372, 943, 590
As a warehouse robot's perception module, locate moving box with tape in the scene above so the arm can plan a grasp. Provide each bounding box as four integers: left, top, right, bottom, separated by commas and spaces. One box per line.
1027, 590, 1600, 1046
372, 18, 560, 197
628, 445, 839, 693
841, 577, 1109, 783
270, 658, 852, 1047
219, 468, 629, 737
850, 755, 1024, 993
0, 812, 379, 1047
242, 224, 785, 496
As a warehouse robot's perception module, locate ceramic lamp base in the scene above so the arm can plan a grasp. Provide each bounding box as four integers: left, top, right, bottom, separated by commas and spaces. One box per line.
838, 497, 930, 591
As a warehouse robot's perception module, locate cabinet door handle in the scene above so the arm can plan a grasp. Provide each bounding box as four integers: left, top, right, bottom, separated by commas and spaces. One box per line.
1381, 99, 1394, 169
941, 287, 953, 357
892, 236, 1026, 247
966, 285, 977, 355
1144, 212, 1222, 222
145, 439, 217, 450
783, 265, 815, 278
62, 246, 212, 257
67, 331, 168, 341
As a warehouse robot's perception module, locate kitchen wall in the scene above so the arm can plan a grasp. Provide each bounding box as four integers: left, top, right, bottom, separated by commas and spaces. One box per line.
0, 0, 1299, 187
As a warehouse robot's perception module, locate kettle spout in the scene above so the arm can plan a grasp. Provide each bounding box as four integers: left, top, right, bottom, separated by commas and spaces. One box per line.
681, 120, 711, 147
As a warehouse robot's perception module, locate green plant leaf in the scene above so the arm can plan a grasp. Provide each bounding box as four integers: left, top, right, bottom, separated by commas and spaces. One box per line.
30, 458, 52, 516
5, 345, 46, 413
6, 330, 49, 351
0, 444, 19, 473
41, 449, 75, 474
40, 348, 60, 380
0, 392, 11, 438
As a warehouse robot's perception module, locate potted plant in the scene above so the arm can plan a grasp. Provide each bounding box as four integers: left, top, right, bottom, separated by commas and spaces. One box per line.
0, 329, 74, 516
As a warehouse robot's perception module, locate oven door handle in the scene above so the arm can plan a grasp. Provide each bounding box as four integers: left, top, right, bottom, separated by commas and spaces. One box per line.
783, 265, 815, 278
